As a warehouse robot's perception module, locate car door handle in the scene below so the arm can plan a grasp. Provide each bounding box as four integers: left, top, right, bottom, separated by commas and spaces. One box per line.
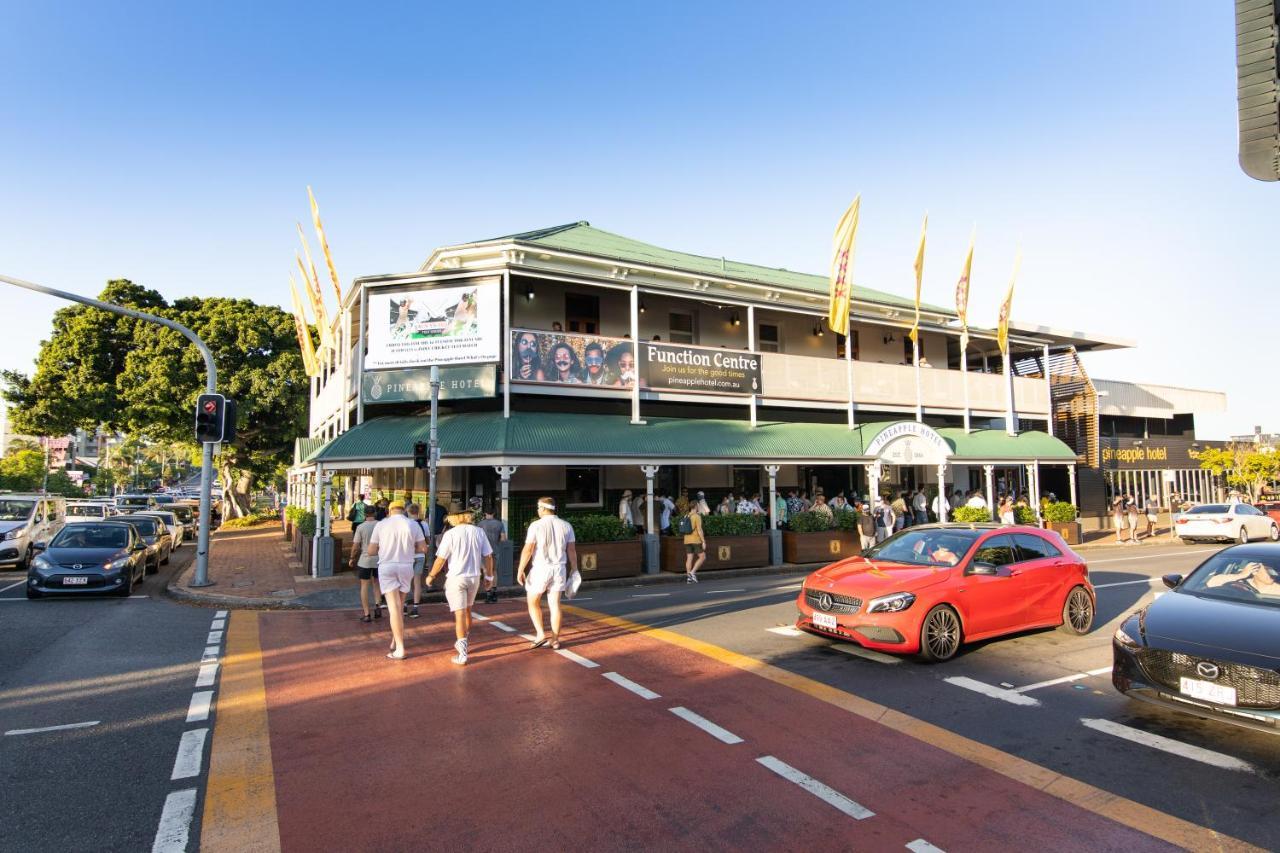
1009, 569, 1023, 577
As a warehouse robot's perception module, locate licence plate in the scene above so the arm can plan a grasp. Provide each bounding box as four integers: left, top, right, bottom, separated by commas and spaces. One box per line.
1180, 677, 1236, 706
63, 576, 88, 586
812, 612, 837, 631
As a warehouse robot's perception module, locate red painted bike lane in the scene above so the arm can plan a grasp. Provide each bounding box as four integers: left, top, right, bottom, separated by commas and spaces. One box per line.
255, 605, 1188, 852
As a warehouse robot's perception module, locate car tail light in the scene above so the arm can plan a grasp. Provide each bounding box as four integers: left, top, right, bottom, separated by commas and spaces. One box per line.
1175, 517, 1187, 525
1215, 517, 1233, 524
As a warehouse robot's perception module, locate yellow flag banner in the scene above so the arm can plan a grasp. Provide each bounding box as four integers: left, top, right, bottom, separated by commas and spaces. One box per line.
997, 250, 1022, 356
827, 195, 861, 337
955, 231, 974, 352
289, 275, 320, 377
909, 213, 927, 345
295, 249, 335, 352
308, 186, 343, 306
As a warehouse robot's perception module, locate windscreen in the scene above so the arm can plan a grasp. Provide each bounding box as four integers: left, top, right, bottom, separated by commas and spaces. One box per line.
0, 500, 36, 521
861, 529, 982, 567
1179, 552, 1280, 608
53, 525, 129, 549
125, 518, 158, 536
1184, 505, 1228, 515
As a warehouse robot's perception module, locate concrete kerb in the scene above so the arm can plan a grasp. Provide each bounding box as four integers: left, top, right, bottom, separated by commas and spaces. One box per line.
165, 556, 308, 611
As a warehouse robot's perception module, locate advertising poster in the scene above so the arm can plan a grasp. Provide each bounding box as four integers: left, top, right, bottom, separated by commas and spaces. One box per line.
642, 342, 762, 395
510, 329, 636, 388
365, 279, 500, 369
362, 365, 497, 404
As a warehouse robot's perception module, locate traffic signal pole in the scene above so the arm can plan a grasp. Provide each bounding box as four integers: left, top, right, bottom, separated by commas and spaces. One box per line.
0, 273, 219, 587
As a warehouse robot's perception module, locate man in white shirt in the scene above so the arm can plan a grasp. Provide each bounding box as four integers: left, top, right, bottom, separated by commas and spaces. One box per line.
966, 491, 988, 510
517, 497, 578, 650
658, 493, 676, 534
426, 502, 494, 665
367, 500, 426, 660
931, 490, 950, 523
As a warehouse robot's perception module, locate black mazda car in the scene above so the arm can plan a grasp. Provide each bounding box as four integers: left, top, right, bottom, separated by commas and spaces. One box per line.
26, 521, 149, 598
1112, 543, 1280, 734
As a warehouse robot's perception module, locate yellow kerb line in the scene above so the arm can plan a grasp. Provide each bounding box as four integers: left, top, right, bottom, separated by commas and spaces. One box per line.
201, 611, 281, 853
564, 604, 1262, 853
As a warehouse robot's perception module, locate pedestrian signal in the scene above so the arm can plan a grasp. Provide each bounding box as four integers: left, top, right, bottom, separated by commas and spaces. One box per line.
413, 441, 429, 469
195, 394, 226, 443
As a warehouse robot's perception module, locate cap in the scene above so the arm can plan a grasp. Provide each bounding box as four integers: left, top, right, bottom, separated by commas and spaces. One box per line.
448, 499, 467, 514
622, 490, 633, 498
388, 500, 406, 510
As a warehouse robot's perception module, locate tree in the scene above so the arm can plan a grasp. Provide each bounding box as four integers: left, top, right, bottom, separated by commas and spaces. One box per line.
0, 449, 47, 492
1236, 451, 1280, 501
3, 281, 309, 517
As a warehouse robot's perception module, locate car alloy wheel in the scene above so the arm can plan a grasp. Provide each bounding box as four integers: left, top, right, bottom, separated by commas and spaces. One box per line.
1271, 524, 1279, 542
919, 605, 961, 662
1239, 526, 1249, 545
1059, 586, 1094, 635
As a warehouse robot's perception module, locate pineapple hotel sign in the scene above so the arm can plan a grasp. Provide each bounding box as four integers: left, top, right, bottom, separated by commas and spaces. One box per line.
864, 422, 951, 466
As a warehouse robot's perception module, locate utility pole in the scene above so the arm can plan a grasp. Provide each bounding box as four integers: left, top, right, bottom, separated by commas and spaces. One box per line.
0, 273, 220, 587
426, 365, 440, 567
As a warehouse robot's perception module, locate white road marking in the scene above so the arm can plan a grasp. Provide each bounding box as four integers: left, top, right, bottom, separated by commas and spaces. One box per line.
0, 579, 27, 593
773, 584, 802, 590
210, 618, 225, 630
1081, 718, 1255, 773
906, 840, 946, 853
488, 621, 516, 632
130, 595, 149, 599
944, 677, 1041, 706
831, 644, 901, 665
669, 706, 743, 744
186, 691, 213, 723
1093, 578, 1161, 590
556, 648, 600, 668
206, 630, 224, 644
170, 728, 208, 780
152, 788, 198, 853
470, 612, 489, 621
1087, 548, 1217, 565
755, 755, 874, 819
631, 593, 670, 598
603, 672, 661, 700
705, 589, 747, 594
767, 626, 804, 637
5, 720, 100, 736
201, 645, 219, 663
214, 609, 227, 618
195, 663, 219, 688
1014, 667, 1112, 693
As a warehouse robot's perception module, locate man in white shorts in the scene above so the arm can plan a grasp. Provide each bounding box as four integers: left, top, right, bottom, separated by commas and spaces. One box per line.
425, 502, 495, 665
516, 496, 577, 650
367, 500, 426, 660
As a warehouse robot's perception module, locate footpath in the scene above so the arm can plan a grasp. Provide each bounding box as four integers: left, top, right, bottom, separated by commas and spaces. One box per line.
169, 520, 1171, 611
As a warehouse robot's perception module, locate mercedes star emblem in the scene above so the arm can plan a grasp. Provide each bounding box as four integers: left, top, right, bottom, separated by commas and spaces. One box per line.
817, 592, 834, 612
1195, 661, 1220, 680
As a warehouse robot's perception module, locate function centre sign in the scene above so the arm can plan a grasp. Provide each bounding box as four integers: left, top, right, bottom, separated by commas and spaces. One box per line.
864, 421, 952, 465
642, 342, 762, 395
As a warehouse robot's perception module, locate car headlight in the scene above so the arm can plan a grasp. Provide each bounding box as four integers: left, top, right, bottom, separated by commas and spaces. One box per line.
107, 557, 131, 570
1113, 626, 1140, 648
867, 592, 916, 613
31, 555, 54, 571
3, 528, 25, 541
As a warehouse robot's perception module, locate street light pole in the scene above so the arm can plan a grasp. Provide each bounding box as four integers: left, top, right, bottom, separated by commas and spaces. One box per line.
0, 273, 219, 587
425, 365, 440, 567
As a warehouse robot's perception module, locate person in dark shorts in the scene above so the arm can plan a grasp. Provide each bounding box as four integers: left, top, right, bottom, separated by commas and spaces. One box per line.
682, 503, 707, 584
350, 505, 387, 621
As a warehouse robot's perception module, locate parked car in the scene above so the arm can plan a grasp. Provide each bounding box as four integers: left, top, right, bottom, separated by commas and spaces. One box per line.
1112, 544, 1280, 734
113, 514, 172, 573
115, 494, 157, 512
0, 495, 67, 570
1175, 502, 1279, 544
66, 501, 113, 524
796, 524, 1095, 662
168, 503, 197, 541
136, 510, 184, 549
151, 494, 176, 506
26, 521, 148, 598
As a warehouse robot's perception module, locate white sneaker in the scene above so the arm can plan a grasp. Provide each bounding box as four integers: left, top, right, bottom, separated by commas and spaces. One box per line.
451, 652, 468, 665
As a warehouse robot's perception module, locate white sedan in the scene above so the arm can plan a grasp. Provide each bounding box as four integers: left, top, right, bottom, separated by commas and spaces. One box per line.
1175, 502, 1279, 544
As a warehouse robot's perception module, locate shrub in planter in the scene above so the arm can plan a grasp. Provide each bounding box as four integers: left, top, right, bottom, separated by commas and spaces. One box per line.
700, 513, 766, 537
833, 509, 859, 532
1014, 505, 1038, 525
295, 510, 317, 536
569, 514, 635, 544
285, 505, 304, 525
221, 513, 273, 530
952, 506, 990, 523
788, 510, 832, 533
1043, 502, 1078, 523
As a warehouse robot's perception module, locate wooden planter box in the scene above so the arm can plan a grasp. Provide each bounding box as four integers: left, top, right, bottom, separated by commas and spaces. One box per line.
283, 519, 293, 540
298, 535, 313, 573
575, 539, 643, 580
782, 530, 860, 564
1046, 521, 1082, 545
660, 534, 769, 573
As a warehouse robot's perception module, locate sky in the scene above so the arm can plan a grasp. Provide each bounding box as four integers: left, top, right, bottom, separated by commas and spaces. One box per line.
0, 1, 1273, 440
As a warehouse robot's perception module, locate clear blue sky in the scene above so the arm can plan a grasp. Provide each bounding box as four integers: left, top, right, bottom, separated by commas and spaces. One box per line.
1, 1, 1272, 439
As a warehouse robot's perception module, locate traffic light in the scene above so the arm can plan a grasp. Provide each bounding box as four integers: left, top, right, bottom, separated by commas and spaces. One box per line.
413, 441, 429, 469
1237, 0, 1280, 181
194, 394, 226, 443
221, 398, 238, 444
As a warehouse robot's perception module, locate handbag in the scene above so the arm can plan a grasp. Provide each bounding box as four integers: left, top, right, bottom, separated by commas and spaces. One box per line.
565, 568, 583, 600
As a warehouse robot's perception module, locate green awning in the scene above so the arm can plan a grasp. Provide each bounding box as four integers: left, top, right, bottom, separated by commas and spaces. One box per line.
307, 412, 1077, 466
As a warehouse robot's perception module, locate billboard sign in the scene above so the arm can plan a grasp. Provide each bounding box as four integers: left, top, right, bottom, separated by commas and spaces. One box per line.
510, 329, 635, 388
365, 279, 500, 369
362, 365, 497, 404
641, 342, 761, 396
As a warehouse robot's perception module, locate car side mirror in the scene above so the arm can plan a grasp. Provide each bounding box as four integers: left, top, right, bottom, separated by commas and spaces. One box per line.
133, 543, 146, 552
968, 561, 998, 576
31, 541, 47, 553
1162, 573, 1183, 589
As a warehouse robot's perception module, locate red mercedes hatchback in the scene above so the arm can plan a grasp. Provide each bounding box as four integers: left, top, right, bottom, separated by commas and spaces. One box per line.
797, 524, 1095, 661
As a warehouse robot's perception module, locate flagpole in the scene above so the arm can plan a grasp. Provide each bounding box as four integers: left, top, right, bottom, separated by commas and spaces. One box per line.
961, 342, 971, 432
913, 336, 922, 422
846, 308, 855, 429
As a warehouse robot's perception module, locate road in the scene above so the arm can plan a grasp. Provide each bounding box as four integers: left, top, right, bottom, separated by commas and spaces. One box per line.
1, 538, 1276, 851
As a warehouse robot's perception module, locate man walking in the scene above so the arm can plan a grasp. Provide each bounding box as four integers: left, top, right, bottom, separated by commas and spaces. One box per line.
425, 503, 495, 665
681, 501, 706, 583
404, 503, 430, 619
855, 501, 877, 552
477, 507, 507, 604
516, 497, 578, 650
349, 504, 385, 622
367, 500, 426, 660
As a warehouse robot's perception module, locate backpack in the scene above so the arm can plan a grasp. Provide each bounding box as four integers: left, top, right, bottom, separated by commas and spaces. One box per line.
346, 504, 359, 523
678, 515, 694, 535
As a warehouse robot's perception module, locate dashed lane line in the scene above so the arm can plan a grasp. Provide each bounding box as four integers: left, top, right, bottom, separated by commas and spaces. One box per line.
201, 645, 220, 663
631, 593, 671, 598
755, 755, 874, 820
602, 672, 660, 700
152, 788, 198, 853
767, 626, 804, 637
1081, 718, 1256, 773
906, 840, 946, 853
186, 691, 214, 723
171, 728, 209, 780
669, 706, 744, 744
705, 589, 747, 594
207, 630, 224, 644
944, 677, 1041, 706
556, 648, 600, 668
1014, 667, 1112, 694
488, 621, 516, 632
831, 644, 901, 665
214, 610, 227, 618
211, 619, 226, 630
195, 664, 219, 688
5, 720, 100, 736
470, 612, 489, 621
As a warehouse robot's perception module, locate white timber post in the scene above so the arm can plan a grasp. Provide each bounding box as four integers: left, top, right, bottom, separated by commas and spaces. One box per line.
984, 464, 996, 522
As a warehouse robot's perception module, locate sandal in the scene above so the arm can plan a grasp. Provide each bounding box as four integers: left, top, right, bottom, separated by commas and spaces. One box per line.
386, 651, 405, 660
361, 614, 372, 623
529, 637, 548, 650
550, 638, 562, 650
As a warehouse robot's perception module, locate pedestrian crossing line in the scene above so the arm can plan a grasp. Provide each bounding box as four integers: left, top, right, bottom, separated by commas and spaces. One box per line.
201, 645, 220, 663
831, 644, 901, 665
755, 755, 874, 820
470, 612, 490, 621
603, 671, 660, 700
1080, 718, 1255, 773
669, 706, 743, 744
906, 840, 945, 853
489, 620, 516, 632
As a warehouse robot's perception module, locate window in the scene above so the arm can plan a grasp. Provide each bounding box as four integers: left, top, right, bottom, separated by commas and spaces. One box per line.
758, 323, 780, 353
669, 312, 695, 344
1014, 534, 1061, 561
565, 467, 602, 507
835, 331, 860, 359
565, 293, 600, 335
902, 336, 913, 364
972, 534, 1019, 567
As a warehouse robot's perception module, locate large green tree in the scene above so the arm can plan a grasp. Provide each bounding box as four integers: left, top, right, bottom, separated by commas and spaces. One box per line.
3, 281, 309, 516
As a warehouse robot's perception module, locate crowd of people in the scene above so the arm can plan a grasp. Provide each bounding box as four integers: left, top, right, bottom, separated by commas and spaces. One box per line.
1108, 493, 1162, 544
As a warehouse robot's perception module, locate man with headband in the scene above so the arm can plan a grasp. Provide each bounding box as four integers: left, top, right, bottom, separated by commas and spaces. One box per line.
516, 496, 578, 650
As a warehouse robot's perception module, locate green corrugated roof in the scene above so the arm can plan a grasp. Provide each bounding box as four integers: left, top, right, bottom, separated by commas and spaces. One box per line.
461, 222, 950, 314
308, 412, 1075, 464
295, 437, 328, 466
